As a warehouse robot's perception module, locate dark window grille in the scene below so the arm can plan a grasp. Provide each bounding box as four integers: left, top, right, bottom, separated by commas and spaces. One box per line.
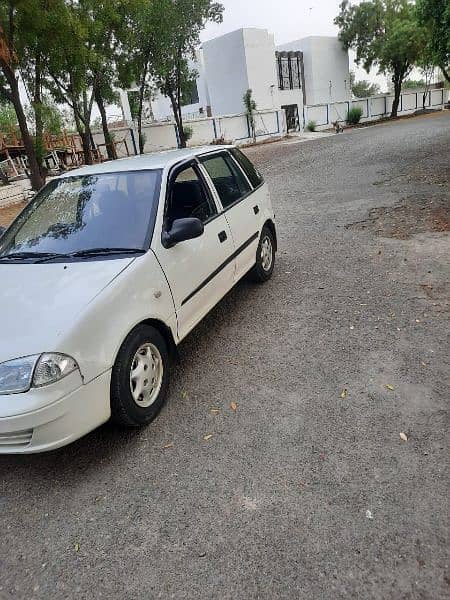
276, 52, 302, 91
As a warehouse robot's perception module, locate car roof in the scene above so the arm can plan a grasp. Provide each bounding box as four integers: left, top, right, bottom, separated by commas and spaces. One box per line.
59, 145, 234, 178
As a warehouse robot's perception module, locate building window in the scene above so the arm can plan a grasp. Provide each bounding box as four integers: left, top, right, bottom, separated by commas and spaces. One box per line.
276, 52, 302, 91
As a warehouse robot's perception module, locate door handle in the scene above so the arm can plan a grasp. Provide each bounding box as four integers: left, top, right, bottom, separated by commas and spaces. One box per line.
218, 230, 227, 243
253, 205, 259, 215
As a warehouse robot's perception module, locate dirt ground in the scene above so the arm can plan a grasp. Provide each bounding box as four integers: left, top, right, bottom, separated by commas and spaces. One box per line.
0, 201, 27, 228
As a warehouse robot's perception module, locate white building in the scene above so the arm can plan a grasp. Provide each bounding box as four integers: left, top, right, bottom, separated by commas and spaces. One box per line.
122, 28, 350, 133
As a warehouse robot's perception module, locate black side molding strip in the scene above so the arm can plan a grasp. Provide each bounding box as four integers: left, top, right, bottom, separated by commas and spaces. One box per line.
181, 232, 259, 306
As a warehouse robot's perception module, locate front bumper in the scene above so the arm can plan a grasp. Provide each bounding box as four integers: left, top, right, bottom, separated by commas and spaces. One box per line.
0, 370, 111, 454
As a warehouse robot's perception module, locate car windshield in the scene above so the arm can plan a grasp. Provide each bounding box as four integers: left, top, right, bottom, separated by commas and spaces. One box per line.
0, 170, 162, 260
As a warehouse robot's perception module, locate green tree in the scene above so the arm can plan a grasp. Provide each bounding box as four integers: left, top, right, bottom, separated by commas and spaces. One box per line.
14, 0, 66, 176
47, 0, 127, 163
349, 71, 381, 97
0, 100, 18, 135
26, 96, 64, 136
0, 3, 45, 190
416, 0, 450, 83
335, 0, 426, 118
151, 0, 224, 149
243, 89, 257, 143
121, 0, 165, 153
45, 1, 96, 164
85, 0, 129, 160
402, 78, 427, 89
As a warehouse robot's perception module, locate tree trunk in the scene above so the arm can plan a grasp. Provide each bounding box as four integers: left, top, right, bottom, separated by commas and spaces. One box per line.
81, 130, 93, 165
137, 64, 148, 155
33, 52, 46, 180
82, 91, 95, 165
94, 86, 116, 160
168, 88, 185, 149
391, 77, 402, 118
137, 81, 145, 154
6, 69, 43, 190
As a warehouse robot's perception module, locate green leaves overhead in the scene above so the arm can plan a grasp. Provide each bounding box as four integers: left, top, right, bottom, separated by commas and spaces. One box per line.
416, 0, 450, 82
334, 1, 427, 117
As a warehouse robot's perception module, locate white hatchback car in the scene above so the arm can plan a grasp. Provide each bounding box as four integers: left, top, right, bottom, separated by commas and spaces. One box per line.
0, 146, 276, 453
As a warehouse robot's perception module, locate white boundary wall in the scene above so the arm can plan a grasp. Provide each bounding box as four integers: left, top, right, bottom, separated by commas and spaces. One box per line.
91, 88, 447, 158
92, 109, 284, 159
304, 88, 448, 130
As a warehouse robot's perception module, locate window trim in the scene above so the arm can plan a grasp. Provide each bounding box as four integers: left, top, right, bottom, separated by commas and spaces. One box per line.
228, 147, 265, 189
162, 159, 221, 234
198, 150, 260, 214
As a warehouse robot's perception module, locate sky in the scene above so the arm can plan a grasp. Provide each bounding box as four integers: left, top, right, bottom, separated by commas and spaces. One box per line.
201, 0, 389, 91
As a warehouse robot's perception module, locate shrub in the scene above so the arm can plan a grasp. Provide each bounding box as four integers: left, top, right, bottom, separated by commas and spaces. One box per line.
347, 106, 363, 125
306, 120, 316, 132
183, 125, 193, 141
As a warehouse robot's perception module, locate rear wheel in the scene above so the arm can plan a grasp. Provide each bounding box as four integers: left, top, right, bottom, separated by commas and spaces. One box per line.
249, 226, 275, 282
110, 325, 170, 427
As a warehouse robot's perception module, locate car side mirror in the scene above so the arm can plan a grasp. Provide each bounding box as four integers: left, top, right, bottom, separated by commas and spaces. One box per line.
0, 226, 5, 238
161, 218, 204, 249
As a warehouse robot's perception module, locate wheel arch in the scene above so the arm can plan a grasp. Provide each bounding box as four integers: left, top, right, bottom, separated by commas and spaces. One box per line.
114, 318, 178, 368
139, 318, 178, 361
263, 219, 277, 251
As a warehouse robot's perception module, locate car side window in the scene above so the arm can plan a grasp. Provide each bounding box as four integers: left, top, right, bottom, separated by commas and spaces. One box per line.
230, 148, 264, 188
165, 164, 217, 230
200, 153, 251, 209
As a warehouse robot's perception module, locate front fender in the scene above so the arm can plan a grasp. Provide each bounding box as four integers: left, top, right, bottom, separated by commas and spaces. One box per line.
57, 252, 177, 383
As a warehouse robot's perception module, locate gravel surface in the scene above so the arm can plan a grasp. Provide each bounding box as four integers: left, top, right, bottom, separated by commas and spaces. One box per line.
1, 112, 449, 599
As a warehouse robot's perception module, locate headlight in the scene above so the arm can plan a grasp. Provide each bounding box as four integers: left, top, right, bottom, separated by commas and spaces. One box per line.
0, 353, 79, 395
0, 355, 38, 394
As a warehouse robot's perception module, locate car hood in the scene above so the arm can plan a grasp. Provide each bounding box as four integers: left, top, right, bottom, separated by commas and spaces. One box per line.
0, 258, 135, 363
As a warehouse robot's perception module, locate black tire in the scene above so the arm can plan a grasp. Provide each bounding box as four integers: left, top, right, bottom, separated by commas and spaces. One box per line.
110, 324, 170, 427
249, 226, 276, 283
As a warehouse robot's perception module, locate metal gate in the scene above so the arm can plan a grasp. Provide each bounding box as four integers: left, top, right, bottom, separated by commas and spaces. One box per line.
282, 104, 300, 132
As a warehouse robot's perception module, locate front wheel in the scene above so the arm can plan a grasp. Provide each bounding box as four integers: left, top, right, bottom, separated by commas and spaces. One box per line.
110, 325, 170, 427
249, 226, 276, 282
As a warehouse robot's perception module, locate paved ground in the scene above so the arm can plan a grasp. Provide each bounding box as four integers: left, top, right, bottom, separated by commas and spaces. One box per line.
1, 112, 449, 599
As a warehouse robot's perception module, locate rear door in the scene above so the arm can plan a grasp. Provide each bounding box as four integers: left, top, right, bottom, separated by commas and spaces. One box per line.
152, 160, 235, 341
199, 150, 262, 282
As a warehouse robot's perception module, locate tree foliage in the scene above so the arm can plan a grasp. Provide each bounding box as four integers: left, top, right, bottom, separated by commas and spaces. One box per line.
350, 71, 381, 97
335, 0, 426, 117
150, 0, 224, 148
416, 0, 450, 83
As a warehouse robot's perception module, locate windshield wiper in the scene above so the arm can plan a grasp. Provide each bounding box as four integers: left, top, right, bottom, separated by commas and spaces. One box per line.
34, 248, 146, 263
0, 251, 57, 261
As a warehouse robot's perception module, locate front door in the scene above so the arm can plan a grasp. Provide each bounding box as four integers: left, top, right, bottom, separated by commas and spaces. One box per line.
152, 161, 235, 341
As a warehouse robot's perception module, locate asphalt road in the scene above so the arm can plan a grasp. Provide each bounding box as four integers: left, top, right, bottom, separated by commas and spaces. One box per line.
1, 112, 449, 600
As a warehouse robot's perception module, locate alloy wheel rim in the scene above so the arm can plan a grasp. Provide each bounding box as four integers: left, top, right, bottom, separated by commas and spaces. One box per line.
129, 343, 163, 408
261, 236, 273, 271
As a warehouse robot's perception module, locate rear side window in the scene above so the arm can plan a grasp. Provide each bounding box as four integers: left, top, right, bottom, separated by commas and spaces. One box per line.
200, 153, 251, 209
230, 148, 264, 188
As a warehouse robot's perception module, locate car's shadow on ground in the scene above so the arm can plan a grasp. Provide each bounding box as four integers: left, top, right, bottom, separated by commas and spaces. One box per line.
0, 270, 282, 477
